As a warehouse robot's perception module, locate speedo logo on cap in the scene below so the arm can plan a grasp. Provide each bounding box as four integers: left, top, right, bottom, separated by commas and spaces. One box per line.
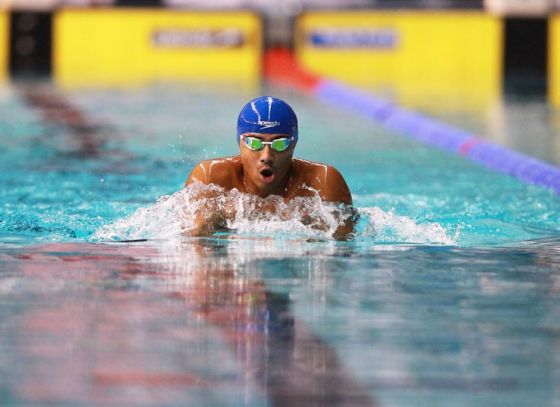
258, 120, 280, 129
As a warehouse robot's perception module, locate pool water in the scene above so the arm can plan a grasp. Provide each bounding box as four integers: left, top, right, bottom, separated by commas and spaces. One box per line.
1, 82, 560, 406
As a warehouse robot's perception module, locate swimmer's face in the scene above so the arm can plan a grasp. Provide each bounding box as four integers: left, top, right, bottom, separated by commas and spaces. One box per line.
239, 133, 295, 197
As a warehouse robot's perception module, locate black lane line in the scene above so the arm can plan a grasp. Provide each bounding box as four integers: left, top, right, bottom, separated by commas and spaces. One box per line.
20, 84, 108, 158
261, 291, 377, 407
18, 85, 379, 405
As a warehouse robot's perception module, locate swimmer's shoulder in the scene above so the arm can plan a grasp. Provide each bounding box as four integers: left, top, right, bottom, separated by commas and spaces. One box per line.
292, 158, 338, 185
186, 156, 242, 187
292, 158, 351, 204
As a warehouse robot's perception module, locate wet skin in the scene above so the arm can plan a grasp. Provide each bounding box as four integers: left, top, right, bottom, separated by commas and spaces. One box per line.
185, 133, 355, 239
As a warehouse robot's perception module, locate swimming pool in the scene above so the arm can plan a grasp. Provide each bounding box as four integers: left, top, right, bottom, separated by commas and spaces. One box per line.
1, 82, 560, 406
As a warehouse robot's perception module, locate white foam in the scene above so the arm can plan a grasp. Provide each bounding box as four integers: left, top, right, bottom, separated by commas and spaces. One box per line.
92, 183, 456, 245
357, 207, 455, 245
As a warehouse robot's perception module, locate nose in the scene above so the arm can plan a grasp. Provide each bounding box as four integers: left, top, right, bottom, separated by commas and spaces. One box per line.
259, 145, 274, 165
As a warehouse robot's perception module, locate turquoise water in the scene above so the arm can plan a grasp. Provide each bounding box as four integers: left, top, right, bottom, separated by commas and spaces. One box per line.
2, 84, 560, 245
1, 83, 560, 406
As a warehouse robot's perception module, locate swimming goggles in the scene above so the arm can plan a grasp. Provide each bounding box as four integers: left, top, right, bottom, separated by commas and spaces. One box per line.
241, 135, 293, 152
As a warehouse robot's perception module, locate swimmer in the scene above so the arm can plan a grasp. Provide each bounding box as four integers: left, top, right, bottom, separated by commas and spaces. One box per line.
185, 96, 356, 240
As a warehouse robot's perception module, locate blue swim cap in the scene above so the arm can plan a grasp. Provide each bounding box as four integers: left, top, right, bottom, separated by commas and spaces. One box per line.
237, 96, 298, 144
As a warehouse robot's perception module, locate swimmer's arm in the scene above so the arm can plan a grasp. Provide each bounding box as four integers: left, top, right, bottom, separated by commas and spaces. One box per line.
184, 162, 218, 235
189, 211, 229, 237
321, 167, 356, 241
184, 161, 236, 236
186, 190, 232, 237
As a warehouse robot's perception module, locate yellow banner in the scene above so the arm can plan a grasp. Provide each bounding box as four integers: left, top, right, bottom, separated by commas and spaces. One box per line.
54, 9, 261, 88
0, 11, 7, 81
296, 11, 503, 111
549, 15, 560, 105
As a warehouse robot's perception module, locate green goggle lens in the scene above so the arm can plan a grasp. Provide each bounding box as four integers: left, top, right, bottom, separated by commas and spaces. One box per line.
243, 136, 292, 152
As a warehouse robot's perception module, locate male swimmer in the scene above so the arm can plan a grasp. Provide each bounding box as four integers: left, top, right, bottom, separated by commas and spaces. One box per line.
185, 96, 355, 239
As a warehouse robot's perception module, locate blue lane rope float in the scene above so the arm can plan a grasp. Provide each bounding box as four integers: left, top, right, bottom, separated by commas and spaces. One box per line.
315, 80, 560, 194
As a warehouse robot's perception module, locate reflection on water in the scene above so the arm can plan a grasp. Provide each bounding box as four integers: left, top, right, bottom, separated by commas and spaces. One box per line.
2, 80, 560, 407
0, 239, 375, 406
1, 237, 560, 406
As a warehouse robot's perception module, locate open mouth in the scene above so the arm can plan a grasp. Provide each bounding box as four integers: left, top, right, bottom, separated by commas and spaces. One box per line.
260, 168, 275, 184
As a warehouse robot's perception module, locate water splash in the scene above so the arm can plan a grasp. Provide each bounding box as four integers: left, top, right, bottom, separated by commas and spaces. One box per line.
357, 207, 455, 244
92, 183, 455, 245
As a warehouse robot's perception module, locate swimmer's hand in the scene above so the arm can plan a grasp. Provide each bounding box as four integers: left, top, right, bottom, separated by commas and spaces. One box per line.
333, 221, 356, 241
182, 183, 237, 237
333, 210, 359, 241
187, 212, 230, 237
299, 203, 359, 241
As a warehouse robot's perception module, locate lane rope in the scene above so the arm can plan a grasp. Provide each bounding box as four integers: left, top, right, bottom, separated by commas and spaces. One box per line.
265, 48, 560, 194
